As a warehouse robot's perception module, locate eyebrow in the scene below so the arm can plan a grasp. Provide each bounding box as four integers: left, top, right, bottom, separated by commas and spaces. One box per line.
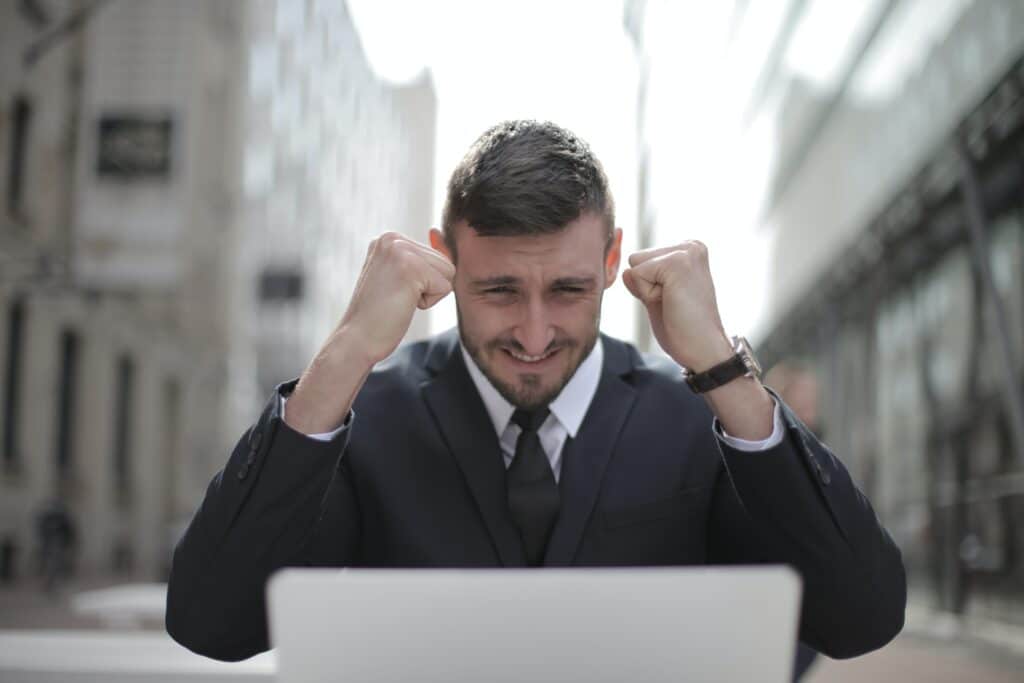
552, 276, 597, 289
470, 276, 520, 288
469, 276, 597, 289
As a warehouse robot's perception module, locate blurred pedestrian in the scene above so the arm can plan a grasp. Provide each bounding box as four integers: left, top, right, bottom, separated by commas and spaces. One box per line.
36, 499, 76, 594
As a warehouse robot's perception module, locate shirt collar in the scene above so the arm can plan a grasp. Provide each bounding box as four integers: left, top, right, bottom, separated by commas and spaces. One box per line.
459, 336, 604, 439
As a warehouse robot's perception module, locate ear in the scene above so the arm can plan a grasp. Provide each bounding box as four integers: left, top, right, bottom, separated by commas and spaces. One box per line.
603, 228, 623, 288
428, 228, 451, 260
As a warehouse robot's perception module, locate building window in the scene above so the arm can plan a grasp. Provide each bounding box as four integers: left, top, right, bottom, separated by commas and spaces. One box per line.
2, 297, 25, 473
112, 538, 133, 574
0, 534, 16, 582
18, 0, 52, 28
258, 267, 304, 303
113, 355, 135, 507
55, 329, 79, 477
7, 96, 32, 217
161, 377, 181, 524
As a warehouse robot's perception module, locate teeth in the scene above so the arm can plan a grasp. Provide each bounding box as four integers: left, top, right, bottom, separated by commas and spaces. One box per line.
508, 349, 554, 363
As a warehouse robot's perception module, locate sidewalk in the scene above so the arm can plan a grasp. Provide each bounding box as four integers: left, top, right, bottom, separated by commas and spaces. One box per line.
0, 576, 163, 631
805, 633, 1023, 683
3, 579, 1024, 680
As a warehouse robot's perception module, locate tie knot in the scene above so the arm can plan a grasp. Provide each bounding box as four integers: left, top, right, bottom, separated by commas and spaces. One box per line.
511, 407, 550, 433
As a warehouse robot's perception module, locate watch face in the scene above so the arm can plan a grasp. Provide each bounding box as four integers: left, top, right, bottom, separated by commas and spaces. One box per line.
734, 336, 762, 376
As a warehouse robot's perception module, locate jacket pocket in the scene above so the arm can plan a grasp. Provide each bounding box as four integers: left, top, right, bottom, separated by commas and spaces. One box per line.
602, 485, 712, 530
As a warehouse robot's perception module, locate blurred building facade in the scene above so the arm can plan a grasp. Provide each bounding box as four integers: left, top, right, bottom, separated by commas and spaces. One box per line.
631, 0, 1024, 650
239, 0, 435, 417
0, 0, 435, 585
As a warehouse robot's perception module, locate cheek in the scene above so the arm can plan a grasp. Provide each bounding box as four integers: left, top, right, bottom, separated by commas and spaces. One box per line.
557, 297, 602, 328
457, 297, 504, 335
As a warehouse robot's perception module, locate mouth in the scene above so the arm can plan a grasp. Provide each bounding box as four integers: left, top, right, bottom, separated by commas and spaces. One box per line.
501, 347, 561, 367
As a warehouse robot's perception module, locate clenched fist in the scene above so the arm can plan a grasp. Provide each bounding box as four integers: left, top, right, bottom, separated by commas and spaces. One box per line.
621, 241, 733, 372
340, 231, 455, 364
286, 232, 453, 435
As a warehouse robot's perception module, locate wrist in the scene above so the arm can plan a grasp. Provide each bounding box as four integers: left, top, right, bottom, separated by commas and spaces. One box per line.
703, 378, 775, 441
328, 324, 383, 369
286, 326, 375, 435
682, 332, 734, 372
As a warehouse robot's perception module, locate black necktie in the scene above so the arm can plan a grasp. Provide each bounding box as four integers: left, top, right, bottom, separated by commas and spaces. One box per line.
506, 408, 560, 566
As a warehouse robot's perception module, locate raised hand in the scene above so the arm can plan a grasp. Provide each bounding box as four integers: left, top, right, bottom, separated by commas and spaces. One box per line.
621, 241, 733, 372
340, 231, 455, 365
622, 240, 775, 439
286, 232, 454, 435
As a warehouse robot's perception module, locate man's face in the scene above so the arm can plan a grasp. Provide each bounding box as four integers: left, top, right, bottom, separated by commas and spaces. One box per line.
430, 214, 622, 411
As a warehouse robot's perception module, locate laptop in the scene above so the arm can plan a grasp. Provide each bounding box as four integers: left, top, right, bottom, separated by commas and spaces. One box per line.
267, 566, 802, 683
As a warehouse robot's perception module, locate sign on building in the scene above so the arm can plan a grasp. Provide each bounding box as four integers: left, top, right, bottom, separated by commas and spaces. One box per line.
96, 116, 173, 179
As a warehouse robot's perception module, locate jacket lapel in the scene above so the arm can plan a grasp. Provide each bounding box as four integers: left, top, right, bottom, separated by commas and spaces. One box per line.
543, 335, 638, 566
420, 331, 527, 567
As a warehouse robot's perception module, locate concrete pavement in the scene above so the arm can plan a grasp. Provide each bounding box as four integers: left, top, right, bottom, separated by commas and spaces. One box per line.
804, 633, 1023, 683
3, 578, 1023, 681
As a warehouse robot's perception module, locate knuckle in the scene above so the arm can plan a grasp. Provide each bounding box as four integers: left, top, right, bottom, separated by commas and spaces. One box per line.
379, 231, 402, 248
668, 250, 689, 266
399, 252, 426, 282
381, 234, 409, 257
397, 249, 417, 271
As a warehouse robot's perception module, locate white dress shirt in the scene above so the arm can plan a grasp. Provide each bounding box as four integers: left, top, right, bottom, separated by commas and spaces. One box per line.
459, 340, 604, 483
283, 337, 785, 477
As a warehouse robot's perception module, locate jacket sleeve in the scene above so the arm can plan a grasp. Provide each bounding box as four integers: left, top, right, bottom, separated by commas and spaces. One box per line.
165, 380, 361, 661
707, 391, 906, 659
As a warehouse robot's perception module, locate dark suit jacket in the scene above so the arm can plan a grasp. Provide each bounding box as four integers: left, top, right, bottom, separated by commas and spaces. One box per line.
166, 330, 906, 662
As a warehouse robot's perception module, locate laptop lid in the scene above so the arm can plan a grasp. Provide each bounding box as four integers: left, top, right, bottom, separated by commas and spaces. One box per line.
267, 566, 801, 683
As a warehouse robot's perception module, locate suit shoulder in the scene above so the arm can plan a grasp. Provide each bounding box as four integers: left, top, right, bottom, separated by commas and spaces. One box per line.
603, 335, 684, 385
638, 350, 685, 380
356, 337, 432, 405
606, 337, 705, 409
636, 353, 700, 400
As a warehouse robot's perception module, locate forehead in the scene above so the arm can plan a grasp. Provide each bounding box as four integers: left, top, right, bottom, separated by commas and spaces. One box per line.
454, 214, 607, 278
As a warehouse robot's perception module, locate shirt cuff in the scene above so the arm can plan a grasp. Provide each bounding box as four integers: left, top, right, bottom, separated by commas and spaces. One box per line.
280, 394, 349, 442
715, 396, 784, 452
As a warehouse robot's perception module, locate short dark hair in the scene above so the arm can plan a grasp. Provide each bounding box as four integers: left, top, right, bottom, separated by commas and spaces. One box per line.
441, 120, 615, 259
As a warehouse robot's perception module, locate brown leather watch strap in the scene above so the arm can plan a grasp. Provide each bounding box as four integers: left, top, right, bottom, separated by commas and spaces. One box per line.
685, 353, 750, 393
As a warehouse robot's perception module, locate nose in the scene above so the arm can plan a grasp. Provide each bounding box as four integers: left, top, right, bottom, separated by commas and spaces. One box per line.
513, 296, 555, 356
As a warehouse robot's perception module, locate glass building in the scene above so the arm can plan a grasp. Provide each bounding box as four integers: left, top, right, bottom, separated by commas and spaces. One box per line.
760, 52, 1024, 632
630, 0, 1024, 642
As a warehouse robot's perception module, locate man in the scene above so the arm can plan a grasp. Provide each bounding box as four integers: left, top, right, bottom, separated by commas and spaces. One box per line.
37, 498, 76, 593
166, 121, 905, 664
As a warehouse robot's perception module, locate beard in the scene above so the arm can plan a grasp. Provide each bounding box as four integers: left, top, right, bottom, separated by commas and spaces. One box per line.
457, 305, 601, 411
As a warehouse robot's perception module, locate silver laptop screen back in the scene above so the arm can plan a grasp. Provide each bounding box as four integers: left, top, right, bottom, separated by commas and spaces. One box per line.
267, 566, 801, 683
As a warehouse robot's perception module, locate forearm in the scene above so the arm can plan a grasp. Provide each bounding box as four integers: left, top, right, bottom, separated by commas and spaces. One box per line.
711, 422, 906, 658
285, 325, 376, 434
167, 399, 351, 660
702, 374, 775, 441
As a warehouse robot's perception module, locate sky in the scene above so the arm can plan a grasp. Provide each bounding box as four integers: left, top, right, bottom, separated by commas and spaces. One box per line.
345, 0, 785, 344
347, 0, 641, 342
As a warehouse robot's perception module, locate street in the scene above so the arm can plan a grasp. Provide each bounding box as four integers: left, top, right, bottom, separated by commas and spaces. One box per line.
805, 635, 1023, 682
2, 579, 1022, 681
